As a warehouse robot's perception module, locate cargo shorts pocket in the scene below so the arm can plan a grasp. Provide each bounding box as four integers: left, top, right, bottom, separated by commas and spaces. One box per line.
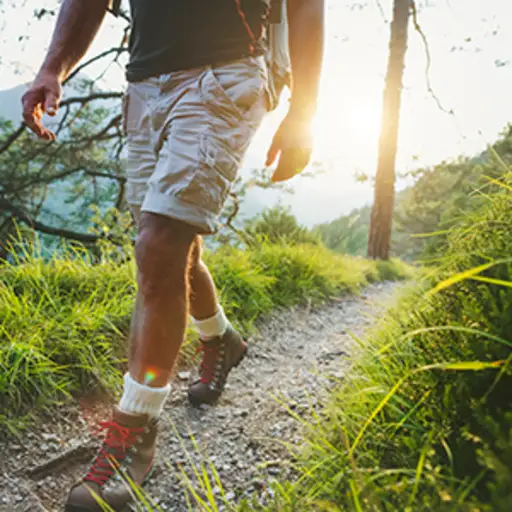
201, 57, 268, 129
177, 131, 241, 216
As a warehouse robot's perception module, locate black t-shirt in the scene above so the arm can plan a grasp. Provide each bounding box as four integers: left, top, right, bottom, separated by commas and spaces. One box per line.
111, 0, 273, 82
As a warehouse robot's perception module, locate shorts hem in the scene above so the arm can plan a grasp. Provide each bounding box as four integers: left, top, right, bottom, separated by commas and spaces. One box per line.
140, 191, 217, 234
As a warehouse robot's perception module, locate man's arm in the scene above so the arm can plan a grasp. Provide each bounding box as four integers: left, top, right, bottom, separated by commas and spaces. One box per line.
22, 0, 110, 139
266, 0, 325, 182
286, 0, 325, 119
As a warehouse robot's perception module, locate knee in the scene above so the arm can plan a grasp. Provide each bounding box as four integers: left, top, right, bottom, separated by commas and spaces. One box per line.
135, 214, 197, 285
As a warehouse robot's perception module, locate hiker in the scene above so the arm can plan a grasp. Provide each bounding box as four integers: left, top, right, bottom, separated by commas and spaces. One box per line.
21, 0, 325, 509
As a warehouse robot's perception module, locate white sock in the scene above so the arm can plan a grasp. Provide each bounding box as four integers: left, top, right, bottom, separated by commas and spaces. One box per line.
119, 373, 171, 418
193, 306, 229, 340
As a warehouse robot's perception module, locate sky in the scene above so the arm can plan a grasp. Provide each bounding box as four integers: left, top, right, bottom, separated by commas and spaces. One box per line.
1, 0, 512, 225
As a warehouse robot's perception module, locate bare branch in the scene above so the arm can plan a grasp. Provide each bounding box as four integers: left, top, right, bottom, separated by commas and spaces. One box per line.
223, 192, 242, 236
375, 0, 388, 22
59, 91, 123, 107
7, 166, 125, 195
64, 47, 127, 85
410, 1, 454, 115
0, 198, 109, 244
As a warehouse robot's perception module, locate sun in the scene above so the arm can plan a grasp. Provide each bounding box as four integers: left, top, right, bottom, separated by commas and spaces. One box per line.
311, 94, 382, 163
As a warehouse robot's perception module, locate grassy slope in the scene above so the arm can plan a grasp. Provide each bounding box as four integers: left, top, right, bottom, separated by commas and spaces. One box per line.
0, 241, 411, 434
250, 174, 512, 511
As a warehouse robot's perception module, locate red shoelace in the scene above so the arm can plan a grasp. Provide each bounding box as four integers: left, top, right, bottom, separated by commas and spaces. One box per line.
197, 343, 221, 385
84, 420, 145, 486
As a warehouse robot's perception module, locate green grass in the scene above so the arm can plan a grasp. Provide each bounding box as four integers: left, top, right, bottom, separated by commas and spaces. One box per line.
241, 172, 512, 511
0, 240, 410, 434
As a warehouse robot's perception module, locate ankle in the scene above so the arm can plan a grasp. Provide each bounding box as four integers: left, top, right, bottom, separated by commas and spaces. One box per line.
119, 373, 171, 418
193, 305, 229, 340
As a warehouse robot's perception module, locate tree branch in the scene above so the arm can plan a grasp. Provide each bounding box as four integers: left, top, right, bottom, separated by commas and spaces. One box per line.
64, 47, 127, 85
0, 198, 106, 244
410, 1, 453, 115
6, 166, 125, 195
223, 192, 243, 236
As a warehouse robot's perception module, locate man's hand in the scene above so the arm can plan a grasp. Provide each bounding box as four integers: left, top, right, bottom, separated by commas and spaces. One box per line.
21, 70, 62, 141
266, 111, 313, 183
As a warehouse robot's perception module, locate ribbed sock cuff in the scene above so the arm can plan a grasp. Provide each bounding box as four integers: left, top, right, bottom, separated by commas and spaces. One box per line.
119, 373, 170, 418
193, 305, 229, 340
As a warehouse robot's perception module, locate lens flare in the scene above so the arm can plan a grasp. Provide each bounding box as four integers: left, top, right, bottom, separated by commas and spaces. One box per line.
144, 369, 158, 385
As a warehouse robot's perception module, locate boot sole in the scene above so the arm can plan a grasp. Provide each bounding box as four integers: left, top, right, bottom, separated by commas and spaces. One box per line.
188, 342, 248, 407
65, 460, 156, 512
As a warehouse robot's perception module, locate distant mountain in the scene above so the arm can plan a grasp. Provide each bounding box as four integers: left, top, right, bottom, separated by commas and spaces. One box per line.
0, 83, 26, 122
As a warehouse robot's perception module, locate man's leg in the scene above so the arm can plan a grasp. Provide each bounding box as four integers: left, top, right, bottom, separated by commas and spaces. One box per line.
66, 215, 197, 512
127, 213, 197, 386
188, 236, 219, 322
187, 237, 247, 405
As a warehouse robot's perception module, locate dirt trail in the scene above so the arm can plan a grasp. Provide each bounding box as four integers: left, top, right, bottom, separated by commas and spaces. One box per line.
0, 282, 399, 512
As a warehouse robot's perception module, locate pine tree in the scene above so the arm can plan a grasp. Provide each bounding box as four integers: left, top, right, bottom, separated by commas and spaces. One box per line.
368, 0, 410, 259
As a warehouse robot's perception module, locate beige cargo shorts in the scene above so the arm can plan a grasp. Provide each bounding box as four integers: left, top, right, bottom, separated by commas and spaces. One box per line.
123, 56, 269, 234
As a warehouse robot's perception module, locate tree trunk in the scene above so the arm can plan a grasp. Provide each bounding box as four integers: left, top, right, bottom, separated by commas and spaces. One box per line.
367, 0, 410, 260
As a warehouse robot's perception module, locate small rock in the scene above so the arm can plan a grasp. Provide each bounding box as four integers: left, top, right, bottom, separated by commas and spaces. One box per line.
179, 431, 197, 439
177, 371, 191, 381
251, 479, 264, 490
225, 491, 236, 501
41, 433, 60, 442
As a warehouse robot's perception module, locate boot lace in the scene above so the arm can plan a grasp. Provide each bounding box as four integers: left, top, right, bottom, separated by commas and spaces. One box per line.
84, 420, 145, 486
197, 340, 224, 385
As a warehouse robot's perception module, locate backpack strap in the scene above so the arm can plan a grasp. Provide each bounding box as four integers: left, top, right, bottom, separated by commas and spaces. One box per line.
265, 0, 291, 110
233, 0, 269, 54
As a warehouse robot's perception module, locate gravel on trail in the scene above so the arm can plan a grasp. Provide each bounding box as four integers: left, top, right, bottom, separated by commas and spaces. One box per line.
0, 282, 400, 512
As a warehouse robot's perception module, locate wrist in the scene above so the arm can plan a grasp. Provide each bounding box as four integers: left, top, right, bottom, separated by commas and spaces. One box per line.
288, 99, 317, 123
38, 60, 65, 81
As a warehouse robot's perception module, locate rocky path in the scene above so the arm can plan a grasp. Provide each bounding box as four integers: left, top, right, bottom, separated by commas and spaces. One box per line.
0, 283, 399, 512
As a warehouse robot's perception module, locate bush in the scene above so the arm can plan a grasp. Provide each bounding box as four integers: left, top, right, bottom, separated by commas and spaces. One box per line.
244, 205, 320, 246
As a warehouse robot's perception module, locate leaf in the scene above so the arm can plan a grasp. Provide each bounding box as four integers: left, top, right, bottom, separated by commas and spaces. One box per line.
428, 259, 512, 295
401, 326, 512, 349
411, 229, 451, 239
484, 175, 512, 192
470, 276, 512, 288
436, 360, 504, 371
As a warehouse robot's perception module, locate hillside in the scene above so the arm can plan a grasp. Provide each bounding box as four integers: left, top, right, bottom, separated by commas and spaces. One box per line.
315, 124, 512, 260
0, 83, 25, 122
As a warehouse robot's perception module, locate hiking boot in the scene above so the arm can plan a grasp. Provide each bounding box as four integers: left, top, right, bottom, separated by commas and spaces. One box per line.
188, 325, 247, 406
65, 407, 157, 512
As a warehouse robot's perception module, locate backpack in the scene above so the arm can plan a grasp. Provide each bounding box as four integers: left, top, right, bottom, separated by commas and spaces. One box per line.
265, 0, 291, 111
